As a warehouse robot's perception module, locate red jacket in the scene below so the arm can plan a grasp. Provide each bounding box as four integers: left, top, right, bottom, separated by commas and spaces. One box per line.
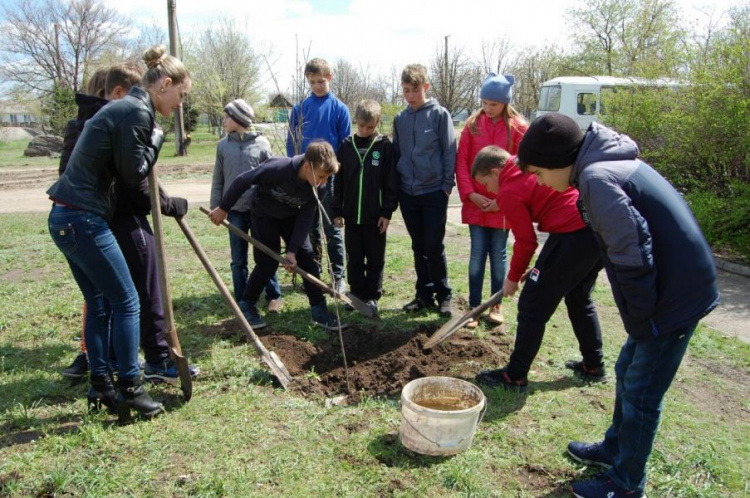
456, 113, 527, 228
498, 157, 585, 282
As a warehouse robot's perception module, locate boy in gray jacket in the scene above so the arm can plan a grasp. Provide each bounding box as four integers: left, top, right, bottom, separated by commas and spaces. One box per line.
393, 64, 457, 316
516, 113, 719, 498
210, 99, 282, 313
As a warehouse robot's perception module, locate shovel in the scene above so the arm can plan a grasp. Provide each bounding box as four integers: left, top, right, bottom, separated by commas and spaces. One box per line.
423, 290, 505, 350
199, 206, 377, 320
147, 167, 192, 401
174, 216, 292, 389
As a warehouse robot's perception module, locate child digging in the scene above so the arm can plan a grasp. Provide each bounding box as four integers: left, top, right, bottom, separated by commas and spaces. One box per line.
209, 141, 348, 331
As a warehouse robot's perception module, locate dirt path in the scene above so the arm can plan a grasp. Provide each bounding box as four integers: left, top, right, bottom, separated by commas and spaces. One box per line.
2, 164, 748, 344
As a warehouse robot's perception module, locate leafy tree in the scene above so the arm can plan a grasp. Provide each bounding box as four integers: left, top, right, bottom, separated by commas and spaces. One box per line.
188, 17, 263, 133
566, 0, 685, 77
41, 83, 76, 135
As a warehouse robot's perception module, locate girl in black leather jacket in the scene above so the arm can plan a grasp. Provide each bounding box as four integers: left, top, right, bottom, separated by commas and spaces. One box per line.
47, 45, 191, 423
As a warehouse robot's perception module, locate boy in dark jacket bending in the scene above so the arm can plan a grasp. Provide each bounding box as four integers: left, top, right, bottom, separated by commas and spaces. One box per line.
516, 113, 719, 498
332, 100, 398, 313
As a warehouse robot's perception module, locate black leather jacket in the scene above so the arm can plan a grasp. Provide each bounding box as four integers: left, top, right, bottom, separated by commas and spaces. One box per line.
47, 86, 161, 221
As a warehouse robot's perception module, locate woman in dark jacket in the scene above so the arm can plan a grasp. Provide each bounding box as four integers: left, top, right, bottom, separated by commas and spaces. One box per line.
46, 45, 191, 423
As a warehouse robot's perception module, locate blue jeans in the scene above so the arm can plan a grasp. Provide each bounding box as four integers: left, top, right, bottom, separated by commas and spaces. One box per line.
601, 323, 697, 493
227, 210, 281, 304
48, 205, 140, 379
468, 225, 508, 307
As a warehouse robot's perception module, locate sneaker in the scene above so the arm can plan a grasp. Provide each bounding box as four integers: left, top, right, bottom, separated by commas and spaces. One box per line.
240, 302, 267, 330
266, 298, 283, 314
487, 304, 504, 325
565, 360, 608, 383
311, 303, 349, 331
334, 279, 347, 294
143, 359, 201, 384
570, 475, 644, 498
475, 367, 528, 393
438, 297, 453, 317
365, 299, 379, 314
62, 352, 88, 379
567, 441, 613, 469
466, 319, 479, 329
402, 297, 435, 312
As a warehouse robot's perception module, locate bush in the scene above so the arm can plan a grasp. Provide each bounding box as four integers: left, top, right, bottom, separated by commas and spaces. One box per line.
685, 182, 750, 261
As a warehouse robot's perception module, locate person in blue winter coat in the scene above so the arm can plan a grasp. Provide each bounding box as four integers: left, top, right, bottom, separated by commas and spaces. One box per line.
393, 63, 457, 316
515, 112, 720, 498
286, 58, 351, 292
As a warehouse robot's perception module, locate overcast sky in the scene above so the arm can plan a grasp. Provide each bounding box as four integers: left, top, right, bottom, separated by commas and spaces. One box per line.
104, 0, 737, 96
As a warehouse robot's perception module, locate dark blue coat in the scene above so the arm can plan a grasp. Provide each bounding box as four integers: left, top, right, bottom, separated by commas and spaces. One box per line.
571, 123, 719, 340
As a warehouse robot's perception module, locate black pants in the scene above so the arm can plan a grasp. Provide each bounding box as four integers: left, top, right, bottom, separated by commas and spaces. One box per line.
398, 190, 452, 301
507, 228, 604, 380
110, 213, 169, 364
344, 224, 386, 301
243, 212, 325, 307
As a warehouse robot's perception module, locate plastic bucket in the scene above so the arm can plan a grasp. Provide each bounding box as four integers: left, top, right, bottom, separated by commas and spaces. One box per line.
399, 376, 486, 456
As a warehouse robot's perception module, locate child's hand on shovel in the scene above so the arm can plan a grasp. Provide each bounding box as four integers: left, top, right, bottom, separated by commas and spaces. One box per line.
283, 252, 298, 272
208, 207, 227, 226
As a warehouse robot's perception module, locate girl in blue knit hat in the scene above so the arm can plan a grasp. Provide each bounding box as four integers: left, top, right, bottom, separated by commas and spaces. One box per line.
455, 73, 528, 328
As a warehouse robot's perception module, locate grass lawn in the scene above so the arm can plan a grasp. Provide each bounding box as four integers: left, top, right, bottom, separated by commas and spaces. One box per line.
0, 205, 748, 496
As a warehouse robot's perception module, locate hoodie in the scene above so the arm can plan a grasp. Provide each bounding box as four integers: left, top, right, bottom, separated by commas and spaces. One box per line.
392, 98, 456, 196
286, 92, 351, 156
59, 93, 109, 175
572, 122, 719, 340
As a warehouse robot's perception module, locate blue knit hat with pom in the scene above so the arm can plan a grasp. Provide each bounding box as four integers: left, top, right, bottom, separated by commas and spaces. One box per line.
480, 73, 514, 104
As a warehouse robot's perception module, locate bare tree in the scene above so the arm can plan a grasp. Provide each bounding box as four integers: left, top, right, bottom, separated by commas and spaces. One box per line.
330, 59, 362, 109
189, 17, 264, 133
507, 44, 572, 118
0, 0, 130, 94
480, 36, 514, 75
430, 43, 482, 116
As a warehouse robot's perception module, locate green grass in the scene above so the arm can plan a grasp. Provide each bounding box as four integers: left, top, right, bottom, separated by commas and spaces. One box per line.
0, 209, 748, 496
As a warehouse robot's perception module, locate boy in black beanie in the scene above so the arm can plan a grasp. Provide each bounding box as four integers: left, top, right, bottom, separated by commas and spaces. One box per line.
516, 113, 719, 498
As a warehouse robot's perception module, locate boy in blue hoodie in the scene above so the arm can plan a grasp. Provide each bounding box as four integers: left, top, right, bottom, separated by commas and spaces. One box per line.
393, 63, 456, 316
286, 58, 351, 292
516, 113, 719, 498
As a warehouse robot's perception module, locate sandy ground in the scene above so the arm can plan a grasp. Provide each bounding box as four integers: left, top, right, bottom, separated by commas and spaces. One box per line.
2, 168, 747, 344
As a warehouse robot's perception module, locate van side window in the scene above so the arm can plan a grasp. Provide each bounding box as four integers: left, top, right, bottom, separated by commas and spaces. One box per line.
577, 93, 597, 115
539, 86, 561, 111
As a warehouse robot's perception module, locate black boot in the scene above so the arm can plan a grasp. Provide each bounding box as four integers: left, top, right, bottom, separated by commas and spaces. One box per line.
87, 374, 117, 414
116, 377, 165, 425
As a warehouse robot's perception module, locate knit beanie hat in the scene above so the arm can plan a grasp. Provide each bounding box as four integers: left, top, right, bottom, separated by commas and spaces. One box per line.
480, 73, 514, 104
517, 113, 584, 169
224, 98, 254, 128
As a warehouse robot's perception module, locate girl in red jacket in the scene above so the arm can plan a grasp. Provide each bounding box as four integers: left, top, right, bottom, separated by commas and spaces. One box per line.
456, 74, 527, 327
471, 146, 606, 393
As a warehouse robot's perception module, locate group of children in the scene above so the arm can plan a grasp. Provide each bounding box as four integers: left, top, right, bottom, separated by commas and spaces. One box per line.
207, 56, 719, 498
51, 48, 719, 497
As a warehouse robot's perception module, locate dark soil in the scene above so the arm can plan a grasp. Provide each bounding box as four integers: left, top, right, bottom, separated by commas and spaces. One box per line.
223, 321, 509, 403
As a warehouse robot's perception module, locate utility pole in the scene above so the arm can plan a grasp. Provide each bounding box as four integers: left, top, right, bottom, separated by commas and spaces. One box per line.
167, 0, 186, 156
444, 35, 450, 106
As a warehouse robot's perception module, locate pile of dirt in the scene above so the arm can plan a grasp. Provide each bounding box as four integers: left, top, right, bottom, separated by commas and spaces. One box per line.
229, 323, 511, 402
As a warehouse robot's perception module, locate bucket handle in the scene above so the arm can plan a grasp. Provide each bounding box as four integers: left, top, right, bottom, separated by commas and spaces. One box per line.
401, 402, 488, 449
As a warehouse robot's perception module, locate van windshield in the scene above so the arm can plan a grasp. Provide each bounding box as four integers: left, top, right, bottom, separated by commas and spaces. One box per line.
538, 86, 561, 111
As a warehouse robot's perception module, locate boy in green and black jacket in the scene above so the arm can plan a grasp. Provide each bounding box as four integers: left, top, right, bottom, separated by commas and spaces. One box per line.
332, 100, 398, 312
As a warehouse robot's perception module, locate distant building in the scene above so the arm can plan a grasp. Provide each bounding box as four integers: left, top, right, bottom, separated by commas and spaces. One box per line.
0, 100, 38, 127
268, 93, 293, 123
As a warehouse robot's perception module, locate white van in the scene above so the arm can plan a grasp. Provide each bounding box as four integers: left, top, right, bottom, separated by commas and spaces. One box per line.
532, 76, 679, 130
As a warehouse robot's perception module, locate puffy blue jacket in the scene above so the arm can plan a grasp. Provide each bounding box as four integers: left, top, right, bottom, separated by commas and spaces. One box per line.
572, 123, 719, 340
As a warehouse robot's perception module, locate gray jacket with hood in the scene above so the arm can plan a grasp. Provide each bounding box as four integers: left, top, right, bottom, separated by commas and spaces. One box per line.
392, 98, 456, 196
210, 131, 272, 212
571, 123, 719, 341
